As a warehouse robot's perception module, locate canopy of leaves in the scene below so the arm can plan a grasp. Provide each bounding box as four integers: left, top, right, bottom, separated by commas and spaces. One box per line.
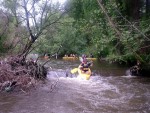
0, 0, 150, 66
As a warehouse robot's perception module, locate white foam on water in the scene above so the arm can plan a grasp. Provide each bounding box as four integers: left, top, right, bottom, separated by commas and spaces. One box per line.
121, 75, 137, 78
45, 70, 150, 113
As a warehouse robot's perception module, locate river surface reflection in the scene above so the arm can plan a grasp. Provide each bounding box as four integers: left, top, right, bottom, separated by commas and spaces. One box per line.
0, 59, 150, 113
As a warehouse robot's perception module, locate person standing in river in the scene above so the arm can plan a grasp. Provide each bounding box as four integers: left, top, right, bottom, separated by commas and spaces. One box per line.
130, 60, 141, 76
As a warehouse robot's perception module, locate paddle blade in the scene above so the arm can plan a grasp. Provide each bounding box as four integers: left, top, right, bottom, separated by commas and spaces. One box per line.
79, 57, 84, 63
71, 68, 78, 74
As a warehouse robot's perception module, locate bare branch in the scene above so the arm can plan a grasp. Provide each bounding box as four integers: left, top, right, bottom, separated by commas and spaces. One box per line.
23, 0, 35, 42
114, 9, 150, 41
97, 0, 122, 39
36, 11, 66, 39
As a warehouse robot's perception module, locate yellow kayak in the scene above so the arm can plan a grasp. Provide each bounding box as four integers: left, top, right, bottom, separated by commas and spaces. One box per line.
86, 58, 97, 60
77, 66, 92, 80
63, 57, 78, 60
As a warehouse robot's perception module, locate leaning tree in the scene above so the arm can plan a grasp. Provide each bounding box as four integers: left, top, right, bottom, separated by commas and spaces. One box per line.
0, 0, 66, 91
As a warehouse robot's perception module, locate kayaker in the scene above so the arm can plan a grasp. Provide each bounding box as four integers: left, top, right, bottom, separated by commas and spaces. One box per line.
64, 54, 68, 57
80, 54, 93, 72
89, 53, 94, 58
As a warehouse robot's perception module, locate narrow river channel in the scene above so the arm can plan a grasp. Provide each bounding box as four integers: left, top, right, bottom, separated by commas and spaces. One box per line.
0, 59, 150, 113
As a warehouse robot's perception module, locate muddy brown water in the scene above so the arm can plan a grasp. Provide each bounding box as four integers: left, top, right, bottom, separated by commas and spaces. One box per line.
0, 59, 150, 113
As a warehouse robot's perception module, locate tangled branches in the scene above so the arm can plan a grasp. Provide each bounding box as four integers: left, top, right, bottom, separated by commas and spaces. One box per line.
0, 56, 47, 92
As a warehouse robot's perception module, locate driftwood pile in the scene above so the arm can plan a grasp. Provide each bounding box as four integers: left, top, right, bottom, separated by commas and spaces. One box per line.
0, 56, 47, 92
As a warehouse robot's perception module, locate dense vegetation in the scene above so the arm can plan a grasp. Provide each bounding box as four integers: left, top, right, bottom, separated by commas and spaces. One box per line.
0, 0, 150, 66
62, 0, 150, 65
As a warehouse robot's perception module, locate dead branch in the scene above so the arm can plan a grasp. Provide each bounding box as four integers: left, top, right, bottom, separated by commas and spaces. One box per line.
0, 55, 47, 92
97, 0, 122, 39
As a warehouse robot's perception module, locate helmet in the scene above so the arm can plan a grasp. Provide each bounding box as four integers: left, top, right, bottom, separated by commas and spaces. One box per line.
82, 54, 86, 58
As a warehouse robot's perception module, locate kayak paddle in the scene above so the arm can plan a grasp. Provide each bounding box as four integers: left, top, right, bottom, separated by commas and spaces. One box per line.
71, 68, 78, 74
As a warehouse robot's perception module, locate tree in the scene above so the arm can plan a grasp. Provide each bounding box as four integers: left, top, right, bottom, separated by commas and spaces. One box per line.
2, 0, 66, 59
0, 0, 68, 89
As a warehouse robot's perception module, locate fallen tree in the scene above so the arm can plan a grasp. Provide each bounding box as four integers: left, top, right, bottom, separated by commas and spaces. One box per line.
0, 0, 66, 92
0, 55, 47, 92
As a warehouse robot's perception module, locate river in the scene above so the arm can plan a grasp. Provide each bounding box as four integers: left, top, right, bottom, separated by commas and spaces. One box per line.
0, 59, 150, 113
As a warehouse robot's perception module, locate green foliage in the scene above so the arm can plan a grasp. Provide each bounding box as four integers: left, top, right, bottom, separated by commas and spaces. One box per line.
0, 36, 7, 54
0, 0, 149, 66
63, 0, 150, 65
